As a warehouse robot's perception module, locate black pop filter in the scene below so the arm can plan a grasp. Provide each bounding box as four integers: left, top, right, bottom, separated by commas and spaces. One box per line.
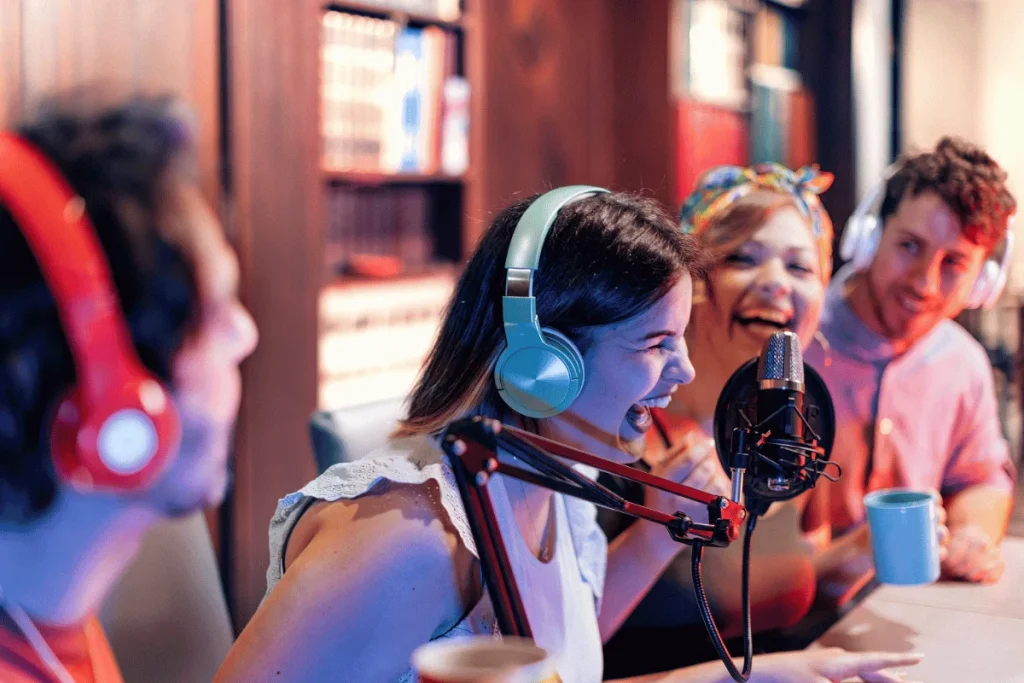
712, 357, 836, 513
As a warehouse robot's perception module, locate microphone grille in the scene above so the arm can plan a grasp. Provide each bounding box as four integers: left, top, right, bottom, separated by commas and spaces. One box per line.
757, 330, 804, 389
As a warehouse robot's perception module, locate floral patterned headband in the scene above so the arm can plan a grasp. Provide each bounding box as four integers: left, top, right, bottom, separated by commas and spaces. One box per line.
678, 163, 835, 278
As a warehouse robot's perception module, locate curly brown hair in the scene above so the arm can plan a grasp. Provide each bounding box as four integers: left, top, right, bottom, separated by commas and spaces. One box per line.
880, 136, 1016, 251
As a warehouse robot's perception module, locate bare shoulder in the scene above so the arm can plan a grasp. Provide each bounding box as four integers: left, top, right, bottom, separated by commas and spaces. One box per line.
216, 481, 480, 682
282, 479, 477, 610
287, 479, 475, 591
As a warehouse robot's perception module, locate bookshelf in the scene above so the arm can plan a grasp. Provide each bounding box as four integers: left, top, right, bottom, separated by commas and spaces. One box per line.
323, 0, 465, 28
670, 0, 817, 202
317, 0, 470, 411
323, 169, 465, 184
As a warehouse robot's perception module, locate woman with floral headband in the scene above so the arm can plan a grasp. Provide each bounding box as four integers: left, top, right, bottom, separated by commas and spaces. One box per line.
600, 164, 839, 677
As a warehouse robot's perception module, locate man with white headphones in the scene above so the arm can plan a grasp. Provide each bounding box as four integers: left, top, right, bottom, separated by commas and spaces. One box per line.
804, 136, 1017, 585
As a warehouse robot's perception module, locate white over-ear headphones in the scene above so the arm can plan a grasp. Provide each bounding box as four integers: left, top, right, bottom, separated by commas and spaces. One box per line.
839, 161, 1015, 310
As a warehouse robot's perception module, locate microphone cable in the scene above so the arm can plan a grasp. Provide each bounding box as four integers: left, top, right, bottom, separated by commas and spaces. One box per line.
691, 512, 759, 683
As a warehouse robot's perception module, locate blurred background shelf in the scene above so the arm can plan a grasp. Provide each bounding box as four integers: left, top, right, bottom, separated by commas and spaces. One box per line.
324, 169, 466, 184
325, 0, 465, 29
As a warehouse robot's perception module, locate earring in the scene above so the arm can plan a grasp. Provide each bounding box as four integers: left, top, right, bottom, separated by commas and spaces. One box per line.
692, 279, 709, 305
814, 330, 832, 368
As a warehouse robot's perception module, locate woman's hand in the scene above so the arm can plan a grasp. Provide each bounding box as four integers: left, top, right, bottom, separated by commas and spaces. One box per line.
645, 435, 731, 524
747, 648, 924, 682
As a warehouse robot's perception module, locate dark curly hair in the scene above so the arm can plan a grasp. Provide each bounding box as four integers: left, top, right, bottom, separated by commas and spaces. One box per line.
880, 136, 1017, 251
0, 93, 201, 524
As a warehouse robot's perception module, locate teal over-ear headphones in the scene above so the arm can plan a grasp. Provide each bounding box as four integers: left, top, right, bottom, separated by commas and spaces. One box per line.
493, 185, 610, 418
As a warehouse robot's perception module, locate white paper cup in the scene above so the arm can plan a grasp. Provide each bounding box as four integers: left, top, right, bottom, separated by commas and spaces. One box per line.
412, 636, 560, 683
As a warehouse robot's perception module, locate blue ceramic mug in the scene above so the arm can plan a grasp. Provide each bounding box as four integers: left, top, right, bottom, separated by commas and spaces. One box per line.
863, 488, 941, 585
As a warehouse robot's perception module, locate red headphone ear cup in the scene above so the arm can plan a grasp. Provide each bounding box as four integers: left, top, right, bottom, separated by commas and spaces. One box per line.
50, 391, 86, 487
51, 379, 180, 491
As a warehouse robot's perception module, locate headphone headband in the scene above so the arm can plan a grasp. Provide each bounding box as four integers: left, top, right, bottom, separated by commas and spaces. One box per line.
0, 135, 142, 396
494, 186, 609, 418
0, 133, 179, 490
505, 186, 610, 271
849, 161, 904, 232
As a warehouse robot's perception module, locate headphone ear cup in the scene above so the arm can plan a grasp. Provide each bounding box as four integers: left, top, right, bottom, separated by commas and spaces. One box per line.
50, 379, 179, 491
849, 215, 881, 272
966, 259, 999, 310
540, 327, 585, 391
494, 327, 584, 418
839, 215, 865, 263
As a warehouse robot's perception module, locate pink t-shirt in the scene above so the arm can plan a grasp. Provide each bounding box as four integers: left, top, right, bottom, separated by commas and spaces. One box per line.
804, 266, 1016, 535
0, 612, 123, 683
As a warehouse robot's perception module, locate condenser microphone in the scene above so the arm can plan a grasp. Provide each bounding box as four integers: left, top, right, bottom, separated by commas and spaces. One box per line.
713, 330, 839, 517
756, 329, 807, 450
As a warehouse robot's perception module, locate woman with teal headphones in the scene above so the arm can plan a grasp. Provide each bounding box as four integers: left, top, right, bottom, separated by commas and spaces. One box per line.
217, 188, 921, 682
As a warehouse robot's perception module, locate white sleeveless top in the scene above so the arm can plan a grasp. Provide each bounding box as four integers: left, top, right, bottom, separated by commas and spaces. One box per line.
265, 434, 607, 683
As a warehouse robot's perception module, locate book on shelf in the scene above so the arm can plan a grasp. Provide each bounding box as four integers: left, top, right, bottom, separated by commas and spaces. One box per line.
322, 12, 397, 172
752, 3, 800, 71
338, 0, 462, 22
787, 87, 815, 168
325, 183, 438, 278
322, 10, 468, 176
440, 76, 469, 176
748, 65, 815, 169
676, 98, 748, 200
672, 0, 748, 110
318, 270, 457, 410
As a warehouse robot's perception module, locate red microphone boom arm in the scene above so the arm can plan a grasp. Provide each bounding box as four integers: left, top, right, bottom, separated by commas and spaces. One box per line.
440, 416, 748, 638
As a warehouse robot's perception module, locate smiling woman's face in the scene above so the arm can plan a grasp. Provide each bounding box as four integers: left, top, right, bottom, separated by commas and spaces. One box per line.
541, 276, 697, 463
692, 204, 825, 374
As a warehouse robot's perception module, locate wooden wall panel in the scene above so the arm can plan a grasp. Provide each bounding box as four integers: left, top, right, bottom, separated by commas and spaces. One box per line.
469, 0, 616, 246
610, 0, 676, 209
1, 0, 220, 204
0, 0, 22, 126
19, 0, 61, 104
226, 0, 322, 626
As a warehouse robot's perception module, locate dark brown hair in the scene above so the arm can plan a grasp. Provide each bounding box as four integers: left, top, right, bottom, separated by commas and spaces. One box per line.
881, 136, 1016, 250
396, 191, 709, 437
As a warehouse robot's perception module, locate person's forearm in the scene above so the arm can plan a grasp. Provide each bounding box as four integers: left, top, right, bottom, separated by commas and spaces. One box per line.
812, 523, 871, 576
947, 484, 1013, 541
599, 522, 681, 642
811, 524, 874, 607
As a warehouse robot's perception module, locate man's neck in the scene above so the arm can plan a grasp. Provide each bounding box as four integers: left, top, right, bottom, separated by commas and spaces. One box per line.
0, 490, 159, 627
843, 270, 917, 356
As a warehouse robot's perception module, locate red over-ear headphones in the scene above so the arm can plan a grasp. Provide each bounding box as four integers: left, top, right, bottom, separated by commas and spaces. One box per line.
0, 133, 180, 491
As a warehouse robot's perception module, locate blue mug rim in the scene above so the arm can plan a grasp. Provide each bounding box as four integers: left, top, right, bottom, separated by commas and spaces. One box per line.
864, 487, 936, 510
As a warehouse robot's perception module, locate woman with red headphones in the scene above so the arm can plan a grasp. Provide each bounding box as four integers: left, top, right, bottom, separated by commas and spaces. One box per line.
0, 93, 257, 682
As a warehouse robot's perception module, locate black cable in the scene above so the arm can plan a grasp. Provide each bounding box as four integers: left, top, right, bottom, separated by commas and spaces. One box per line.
691, 513, 759, 682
